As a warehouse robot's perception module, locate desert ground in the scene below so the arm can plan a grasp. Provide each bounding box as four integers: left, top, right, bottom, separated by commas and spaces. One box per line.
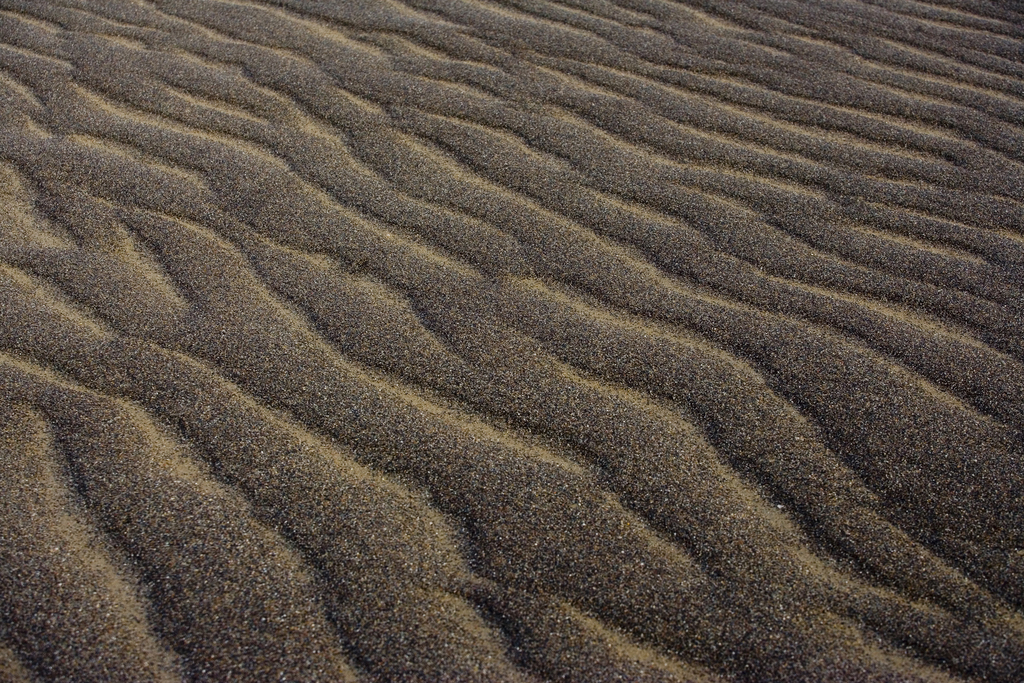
1, 0, 1023, 681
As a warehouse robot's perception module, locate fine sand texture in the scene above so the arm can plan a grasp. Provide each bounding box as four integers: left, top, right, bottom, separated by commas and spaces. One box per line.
1, 0, 1023, 681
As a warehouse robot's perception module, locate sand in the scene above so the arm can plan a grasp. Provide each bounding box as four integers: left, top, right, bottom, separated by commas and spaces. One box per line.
0, 0, 1022, 681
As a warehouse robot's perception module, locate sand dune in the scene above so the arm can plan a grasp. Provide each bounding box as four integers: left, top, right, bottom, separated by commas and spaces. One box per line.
0, 0, 1022, 681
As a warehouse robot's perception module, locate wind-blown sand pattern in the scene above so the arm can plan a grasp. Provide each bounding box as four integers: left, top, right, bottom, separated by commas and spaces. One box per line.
0, 0, 1023, 680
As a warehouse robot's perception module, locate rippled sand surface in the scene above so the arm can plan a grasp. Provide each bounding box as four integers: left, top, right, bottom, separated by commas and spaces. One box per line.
1, 1, 1023, 681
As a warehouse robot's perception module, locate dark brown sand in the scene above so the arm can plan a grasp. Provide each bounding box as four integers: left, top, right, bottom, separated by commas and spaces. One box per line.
1, 0, 1023, 680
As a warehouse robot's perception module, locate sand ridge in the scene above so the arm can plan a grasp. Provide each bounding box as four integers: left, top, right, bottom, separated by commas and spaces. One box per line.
1, 0, 1023, 681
